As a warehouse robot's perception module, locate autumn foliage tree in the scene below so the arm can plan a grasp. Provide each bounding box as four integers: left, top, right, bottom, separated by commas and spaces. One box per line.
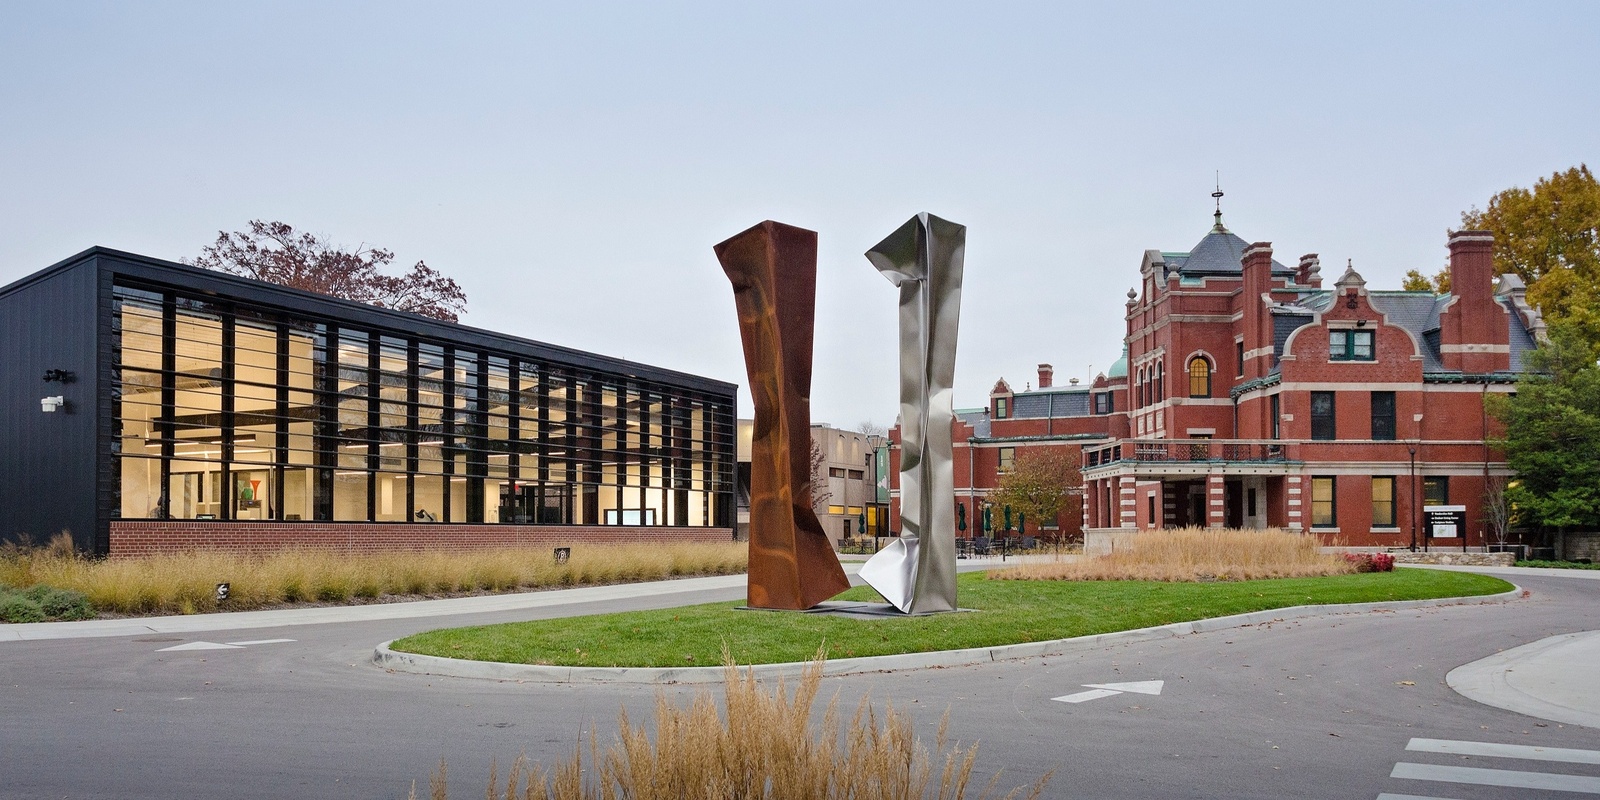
987, 448, 1082, 547
189, 220, 468, 322
1463, 164, 1600, 351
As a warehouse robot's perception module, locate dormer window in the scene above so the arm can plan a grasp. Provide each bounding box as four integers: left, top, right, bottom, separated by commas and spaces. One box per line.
994, 397, 1008, 419
1330, 329, 1375, 361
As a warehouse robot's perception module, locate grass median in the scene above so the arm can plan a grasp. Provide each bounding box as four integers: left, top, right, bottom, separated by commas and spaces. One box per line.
390, 567, 1512, 668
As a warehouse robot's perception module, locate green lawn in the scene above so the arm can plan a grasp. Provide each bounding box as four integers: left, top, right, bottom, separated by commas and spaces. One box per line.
390, 568, 1512, 668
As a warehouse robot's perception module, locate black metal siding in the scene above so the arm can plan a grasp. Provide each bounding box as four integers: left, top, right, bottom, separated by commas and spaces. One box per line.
0, 257, 101, 553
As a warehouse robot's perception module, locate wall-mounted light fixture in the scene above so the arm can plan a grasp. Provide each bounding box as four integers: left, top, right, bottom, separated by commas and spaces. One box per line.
1355, 319, 1368, 327
41, 396, 66, 413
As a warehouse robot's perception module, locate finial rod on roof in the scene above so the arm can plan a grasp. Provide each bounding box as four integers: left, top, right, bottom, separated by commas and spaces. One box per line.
1211, 171, 1226, 232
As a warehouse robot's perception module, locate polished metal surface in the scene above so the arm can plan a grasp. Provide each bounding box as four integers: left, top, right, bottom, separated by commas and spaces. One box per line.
859, 213, 964, 614
715, 220, 851, 610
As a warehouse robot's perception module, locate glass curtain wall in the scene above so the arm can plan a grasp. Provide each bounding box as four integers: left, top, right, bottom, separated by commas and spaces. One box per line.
112, 283, 734, 527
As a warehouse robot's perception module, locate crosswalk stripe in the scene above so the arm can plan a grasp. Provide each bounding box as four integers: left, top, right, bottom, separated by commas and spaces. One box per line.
1375, 793, 1463, 800
1407, 738, 1600, 766
1392, 762, 1600, 794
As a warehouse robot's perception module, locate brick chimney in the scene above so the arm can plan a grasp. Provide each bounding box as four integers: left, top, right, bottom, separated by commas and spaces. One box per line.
1240, 242, 1274, 381
1037, 363, 1053, 389
1437, 230, 1509, 373
1297, 254, 1322, 288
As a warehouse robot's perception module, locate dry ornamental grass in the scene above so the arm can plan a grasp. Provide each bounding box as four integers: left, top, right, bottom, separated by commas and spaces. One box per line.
0, 535, 747, 616
412, 650, 1052, 800
990, 527, 1357, 582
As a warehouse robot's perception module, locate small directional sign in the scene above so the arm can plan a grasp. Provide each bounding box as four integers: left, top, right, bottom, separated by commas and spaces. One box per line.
156, 638, 295, 652
1052, 680, 1165, 704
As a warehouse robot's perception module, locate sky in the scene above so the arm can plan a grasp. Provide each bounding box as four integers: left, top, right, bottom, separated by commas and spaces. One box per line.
3, 2, 1597, 429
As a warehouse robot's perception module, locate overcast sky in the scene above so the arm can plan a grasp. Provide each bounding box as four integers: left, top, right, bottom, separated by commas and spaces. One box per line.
3, 2, 1596, 428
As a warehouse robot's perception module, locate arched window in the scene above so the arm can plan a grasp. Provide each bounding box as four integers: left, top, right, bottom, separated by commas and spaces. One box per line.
1188, 356, 1212, 398
1137, 367, 1146, 407
1156, 361, 1165, 401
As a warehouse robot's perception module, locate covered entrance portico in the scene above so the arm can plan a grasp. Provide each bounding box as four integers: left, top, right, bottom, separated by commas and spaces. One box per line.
1081, 439, 1305, 534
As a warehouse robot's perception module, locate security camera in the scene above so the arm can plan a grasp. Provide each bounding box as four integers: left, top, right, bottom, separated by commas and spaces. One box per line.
41, 396, 65, 413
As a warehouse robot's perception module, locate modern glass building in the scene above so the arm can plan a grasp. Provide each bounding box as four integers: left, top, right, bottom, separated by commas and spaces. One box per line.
1, 248, 737, 556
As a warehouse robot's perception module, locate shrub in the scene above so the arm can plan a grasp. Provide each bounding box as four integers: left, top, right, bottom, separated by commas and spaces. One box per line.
1343, 553, 1396, 573
21, 585, 95, 620
0, 593, 46, 623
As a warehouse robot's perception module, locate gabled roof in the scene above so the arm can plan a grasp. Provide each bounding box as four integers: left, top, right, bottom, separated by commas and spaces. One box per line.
1264, 289, 1538, 378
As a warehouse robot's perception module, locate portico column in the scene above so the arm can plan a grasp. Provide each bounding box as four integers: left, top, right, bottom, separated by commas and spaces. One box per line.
1286, 473, 1305, 532
1084, 477, 1098, 530
1119, 475, 1137, 529
1207, 473, 1226, 529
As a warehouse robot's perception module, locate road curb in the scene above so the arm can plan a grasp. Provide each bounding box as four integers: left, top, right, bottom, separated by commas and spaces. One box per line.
373, 583, 1524, 684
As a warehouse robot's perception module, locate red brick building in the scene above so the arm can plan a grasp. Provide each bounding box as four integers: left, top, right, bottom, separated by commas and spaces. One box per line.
890, 210, 1543, 550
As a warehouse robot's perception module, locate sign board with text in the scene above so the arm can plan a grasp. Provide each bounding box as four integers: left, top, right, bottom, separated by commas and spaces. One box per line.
1424, 505, 1466, 540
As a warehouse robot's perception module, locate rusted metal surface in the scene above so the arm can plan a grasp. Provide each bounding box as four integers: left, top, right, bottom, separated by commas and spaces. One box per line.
858, 213, 964, 614
715, 221, 850, 610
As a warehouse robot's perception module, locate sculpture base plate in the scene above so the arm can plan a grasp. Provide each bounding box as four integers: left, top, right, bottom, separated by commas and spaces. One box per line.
735, 601, 976, 619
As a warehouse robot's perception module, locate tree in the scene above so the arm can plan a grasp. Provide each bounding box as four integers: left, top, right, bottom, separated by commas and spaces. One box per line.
189, 220, 468, 322
809, 438, 832, 510
1463, 165, 1600, 349
1402, 268, 1450, 294
986, 447, 1082, 548
1487, 321, 1600, 536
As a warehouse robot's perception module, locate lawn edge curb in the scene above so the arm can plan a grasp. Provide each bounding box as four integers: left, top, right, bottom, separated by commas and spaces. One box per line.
372, 581, 1523, 684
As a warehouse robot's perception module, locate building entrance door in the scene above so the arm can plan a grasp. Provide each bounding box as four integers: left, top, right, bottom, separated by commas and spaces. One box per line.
1225, 480, 1244, 528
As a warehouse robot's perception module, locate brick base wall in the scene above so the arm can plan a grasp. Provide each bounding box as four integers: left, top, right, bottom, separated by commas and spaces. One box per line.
108, 521, 735, 559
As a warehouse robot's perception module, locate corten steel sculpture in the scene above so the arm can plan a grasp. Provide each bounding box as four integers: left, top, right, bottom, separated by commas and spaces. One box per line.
857, 213, 965, 614
716, 221, 851, 610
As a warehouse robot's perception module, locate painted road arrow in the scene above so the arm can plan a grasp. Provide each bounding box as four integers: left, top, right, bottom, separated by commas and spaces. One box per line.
1052, 680, 1165, 704
157, 638, 295, 652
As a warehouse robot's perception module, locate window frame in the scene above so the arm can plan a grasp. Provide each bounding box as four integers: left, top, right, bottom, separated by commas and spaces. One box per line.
1329, 328, 1376, 361
1310, 391, 1336, 441
1310, 476, 1337, 528
1370, 391, 1396, 441
1371, 476, 1396, 527
1187, 356, 1212, 398
997, 447, 1016, 472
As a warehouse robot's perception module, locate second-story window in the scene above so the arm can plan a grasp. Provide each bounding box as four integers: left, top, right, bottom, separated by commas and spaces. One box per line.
1270, 394, 1281, 439
1235, 341, 1245, 377
1311, 391, 1336, 440
1330, 329, 1375, 361
1371, 391, 1396, 441
998, 447, 1015, 472
1156, 361, 1165, 401
1188, 356, 1211, 398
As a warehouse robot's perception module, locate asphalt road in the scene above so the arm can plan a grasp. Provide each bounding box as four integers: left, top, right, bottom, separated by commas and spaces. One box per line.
3, 569, 1599, 800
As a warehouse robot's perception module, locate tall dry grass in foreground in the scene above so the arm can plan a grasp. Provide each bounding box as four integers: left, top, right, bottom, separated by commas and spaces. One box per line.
411, 652, 1051, 800
0, 539, 746, 616
991, 527, 1355, 582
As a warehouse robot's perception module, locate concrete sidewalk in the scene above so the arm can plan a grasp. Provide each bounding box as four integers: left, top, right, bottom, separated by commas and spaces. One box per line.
1448, 630, 1600, 729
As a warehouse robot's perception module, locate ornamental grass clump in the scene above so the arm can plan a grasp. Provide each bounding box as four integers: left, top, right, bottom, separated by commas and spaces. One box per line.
0, 538, 746, 618
990, 527, 1357, 582
410, 651, 1051, 800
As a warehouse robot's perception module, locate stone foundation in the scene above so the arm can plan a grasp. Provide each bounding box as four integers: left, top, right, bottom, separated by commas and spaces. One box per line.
1390, 551, 1514, 567
108, 521, 735, 558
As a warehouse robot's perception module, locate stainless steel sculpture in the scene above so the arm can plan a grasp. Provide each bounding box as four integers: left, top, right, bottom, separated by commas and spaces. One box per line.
857, 213, 965, 614
716, 220, 851, 610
